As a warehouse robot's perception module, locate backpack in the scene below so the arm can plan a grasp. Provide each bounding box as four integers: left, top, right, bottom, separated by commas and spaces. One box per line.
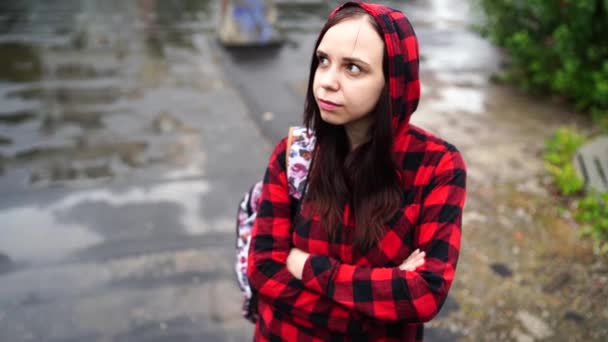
235, 126, 316, 322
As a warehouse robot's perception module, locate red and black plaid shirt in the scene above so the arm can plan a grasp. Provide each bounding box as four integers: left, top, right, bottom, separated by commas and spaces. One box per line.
248, 2, 467, 341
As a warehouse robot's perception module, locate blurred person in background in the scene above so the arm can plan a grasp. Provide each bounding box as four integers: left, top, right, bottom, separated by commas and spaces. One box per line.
219, 0, 279, 45
247, 2, 467, 341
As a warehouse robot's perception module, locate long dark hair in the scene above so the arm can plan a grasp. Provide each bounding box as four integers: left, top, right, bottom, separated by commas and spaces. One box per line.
303, 6, 402, 251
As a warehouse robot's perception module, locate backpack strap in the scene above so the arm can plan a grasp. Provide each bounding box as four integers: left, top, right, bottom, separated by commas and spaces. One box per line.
286, 126, 316, 200
286, 126, 296, 163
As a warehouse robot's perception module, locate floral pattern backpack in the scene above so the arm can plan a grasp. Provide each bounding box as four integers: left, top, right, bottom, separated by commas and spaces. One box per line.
235, 126, 315, 322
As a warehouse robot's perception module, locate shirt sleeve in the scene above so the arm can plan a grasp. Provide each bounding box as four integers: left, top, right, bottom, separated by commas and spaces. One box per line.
300, 149, 466, 322
247, 138, 371, 334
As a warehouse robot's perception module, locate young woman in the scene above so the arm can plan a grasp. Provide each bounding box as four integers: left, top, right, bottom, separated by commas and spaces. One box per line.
247, 2, 466, 341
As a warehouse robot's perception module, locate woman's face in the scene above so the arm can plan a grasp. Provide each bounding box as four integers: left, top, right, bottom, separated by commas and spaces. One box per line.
313, 17, 385, 128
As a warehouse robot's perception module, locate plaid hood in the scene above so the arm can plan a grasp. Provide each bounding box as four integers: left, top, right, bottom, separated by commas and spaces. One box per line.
330, 2, 421, 134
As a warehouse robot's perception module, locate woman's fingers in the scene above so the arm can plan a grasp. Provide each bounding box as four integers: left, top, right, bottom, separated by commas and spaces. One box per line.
400, 258, 424, 271
399, 249, 426, 271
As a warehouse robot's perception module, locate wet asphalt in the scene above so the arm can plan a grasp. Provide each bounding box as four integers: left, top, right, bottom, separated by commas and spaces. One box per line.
0, 1, 348, 341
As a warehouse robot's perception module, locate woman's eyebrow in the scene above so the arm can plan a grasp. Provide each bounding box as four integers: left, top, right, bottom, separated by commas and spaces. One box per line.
316, 49, 370, 67
343, 56, 370, 67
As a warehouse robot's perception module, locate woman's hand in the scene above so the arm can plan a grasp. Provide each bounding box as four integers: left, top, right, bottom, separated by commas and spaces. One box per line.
399, 249, 425, 271
287, 248, 310, 280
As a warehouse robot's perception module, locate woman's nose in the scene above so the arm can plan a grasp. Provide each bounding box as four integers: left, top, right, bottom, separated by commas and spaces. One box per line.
319, 68, 339, 90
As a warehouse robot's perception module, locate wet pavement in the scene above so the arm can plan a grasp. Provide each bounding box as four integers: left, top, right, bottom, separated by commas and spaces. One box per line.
1, 1, 607, 341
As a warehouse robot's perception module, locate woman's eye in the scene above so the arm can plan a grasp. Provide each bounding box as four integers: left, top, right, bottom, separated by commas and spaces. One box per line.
318, 56, 329, 65
347, 64, 361, 74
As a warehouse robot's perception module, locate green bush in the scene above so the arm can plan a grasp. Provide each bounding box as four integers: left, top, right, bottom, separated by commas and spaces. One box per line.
478, 0, 608, 120
543, 127, 586, 195
577, 192, 608, 254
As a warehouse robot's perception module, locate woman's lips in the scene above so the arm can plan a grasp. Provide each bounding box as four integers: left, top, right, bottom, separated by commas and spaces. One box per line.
318, 99, 342, 111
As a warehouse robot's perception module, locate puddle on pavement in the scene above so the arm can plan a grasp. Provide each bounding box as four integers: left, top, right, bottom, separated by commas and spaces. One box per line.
0, 178, 211, 266
0, 206, 103, 265
0, 110, 36, 125
428, 86, 486, 115
0, 42, 43, 82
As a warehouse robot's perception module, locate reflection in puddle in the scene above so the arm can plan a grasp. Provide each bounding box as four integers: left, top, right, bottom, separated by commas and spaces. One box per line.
432, 86, 485, 115
0, 206, 102, 264
427, 0, 472, 28
0, 179, 210, 265
422, 33, 500, 73
0, 42, 42, 83
0, 111, 36, 125
57, 180, 211, 234
0, 94, 41, 114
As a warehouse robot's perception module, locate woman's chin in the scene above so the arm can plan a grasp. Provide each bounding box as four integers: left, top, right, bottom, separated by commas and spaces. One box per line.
320, 111, 344, 126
